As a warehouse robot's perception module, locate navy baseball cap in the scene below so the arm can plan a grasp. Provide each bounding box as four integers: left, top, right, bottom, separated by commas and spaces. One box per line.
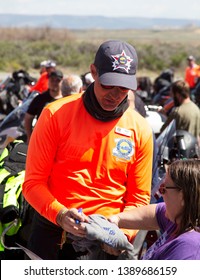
94, 40, 138, 90
49, 70, 63, 80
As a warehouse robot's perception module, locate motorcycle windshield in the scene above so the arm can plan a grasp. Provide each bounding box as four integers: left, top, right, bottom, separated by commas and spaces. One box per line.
150, 120, 176, 203
0, 76, 12, 91
0, 91, 38, 131
156, 119, 176, 162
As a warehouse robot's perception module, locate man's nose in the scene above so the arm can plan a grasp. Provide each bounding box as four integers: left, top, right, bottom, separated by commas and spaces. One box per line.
109, 89, 126, 100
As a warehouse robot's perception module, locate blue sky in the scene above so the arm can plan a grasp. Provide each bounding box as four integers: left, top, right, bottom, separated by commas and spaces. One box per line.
0, 0, 200, 20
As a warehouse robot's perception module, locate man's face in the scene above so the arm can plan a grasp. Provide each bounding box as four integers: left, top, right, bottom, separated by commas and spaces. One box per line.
91, 64, 130, 111
46, 67, 56, 74
48, 76, 62, 92
187, 59, 194, 67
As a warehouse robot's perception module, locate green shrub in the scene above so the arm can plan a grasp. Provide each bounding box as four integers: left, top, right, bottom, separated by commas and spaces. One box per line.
0, 27, 200, 77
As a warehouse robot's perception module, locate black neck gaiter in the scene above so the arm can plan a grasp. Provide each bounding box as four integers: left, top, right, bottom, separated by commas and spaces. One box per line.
82, 83, 129, 122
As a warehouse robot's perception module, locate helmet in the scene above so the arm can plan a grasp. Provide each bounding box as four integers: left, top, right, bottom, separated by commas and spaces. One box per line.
45, 60, 56, 68
159, 69, 174, 83
40, 60, 48, 67
167, 130, 199, 161
187, 55, 195, 61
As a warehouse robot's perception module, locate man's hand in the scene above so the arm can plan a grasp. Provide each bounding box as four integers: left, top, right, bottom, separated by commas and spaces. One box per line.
56, 208, 89, 237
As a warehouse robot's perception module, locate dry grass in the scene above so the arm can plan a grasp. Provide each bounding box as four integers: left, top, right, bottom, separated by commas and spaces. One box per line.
0, 27, 199, 81
0, 27, 75, 41
72, 28, 200, 46
0, 27, 200, 45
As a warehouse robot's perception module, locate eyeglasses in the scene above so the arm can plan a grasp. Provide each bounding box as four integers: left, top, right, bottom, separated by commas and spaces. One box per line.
100, 83, 129, 93
159, 183, 182, 195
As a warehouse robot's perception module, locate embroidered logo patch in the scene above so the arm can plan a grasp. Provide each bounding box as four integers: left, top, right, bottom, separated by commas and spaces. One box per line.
113, 138, 134, 160
111, 50, 133, 73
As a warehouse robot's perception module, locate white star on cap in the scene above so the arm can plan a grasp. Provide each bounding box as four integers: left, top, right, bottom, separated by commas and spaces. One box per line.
111, 50, 133, 73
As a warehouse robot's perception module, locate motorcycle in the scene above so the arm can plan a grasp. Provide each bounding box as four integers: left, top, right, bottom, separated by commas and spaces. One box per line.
0, 69, 36, 116
145, 105, 167, 137
0, 91, 38, 154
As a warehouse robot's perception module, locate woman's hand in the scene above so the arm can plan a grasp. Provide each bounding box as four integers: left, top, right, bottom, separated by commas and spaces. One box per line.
108, 214, 120, 226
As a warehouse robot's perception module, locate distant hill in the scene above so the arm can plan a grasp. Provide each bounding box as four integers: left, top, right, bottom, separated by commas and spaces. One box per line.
0, 14, 200, 29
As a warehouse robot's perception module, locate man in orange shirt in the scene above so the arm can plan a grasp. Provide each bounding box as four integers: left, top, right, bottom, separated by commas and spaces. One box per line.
29, 60, 56, 94
39, 60, 48, 75
22, 40, 153, 259
185, 55, 199, 91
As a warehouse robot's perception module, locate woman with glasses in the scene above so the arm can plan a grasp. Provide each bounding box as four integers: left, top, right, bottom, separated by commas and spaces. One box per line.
108, 159, 200, 259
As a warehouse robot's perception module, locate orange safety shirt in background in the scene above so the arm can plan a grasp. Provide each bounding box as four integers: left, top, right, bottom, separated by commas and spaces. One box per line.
185, 64, 199, 89
29, 71, 49, 93
22, 93, 153, 240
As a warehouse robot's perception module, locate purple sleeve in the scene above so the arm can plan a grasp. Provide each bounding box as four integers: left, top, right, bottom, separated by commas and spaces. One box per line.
155, 202, 174, 232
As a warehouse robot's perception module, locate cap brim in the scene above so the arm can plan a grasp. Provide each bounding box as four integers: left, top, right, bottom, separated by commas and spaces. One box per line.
49, 75, 63, 80
99, 72, 137, 91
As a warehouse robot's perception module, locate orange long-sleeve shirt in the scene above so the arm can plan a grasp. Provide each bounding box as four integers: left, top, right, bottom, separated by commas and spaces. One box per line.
185, 64, 199, 89
29, 72, 49, 93
22, 93, 153, 240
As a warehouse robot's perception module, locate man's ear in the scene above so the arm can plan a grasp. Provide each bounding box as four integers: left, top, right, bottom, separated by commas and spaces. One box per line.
79, 86, 83, 93
90, 64, 98, 80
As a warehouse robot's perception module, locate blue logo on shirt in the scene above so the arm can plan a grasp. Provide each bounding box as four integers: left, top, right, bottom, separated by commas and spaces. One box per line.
113, 138, 134, 160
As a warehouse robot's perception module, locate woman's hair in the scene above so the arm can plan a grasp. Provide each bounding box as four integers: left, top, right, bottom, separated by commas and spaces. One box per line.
168, 159, 200, 235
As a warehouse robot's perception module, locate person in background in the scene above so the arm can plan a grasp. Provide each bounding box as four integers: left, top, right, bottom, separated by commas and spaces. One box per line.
39, 60, 48, 75
24, 70, 63, 144
128, 90, 146, 118
152, 68, 174, 106
128, 88, 159, 216
29, 60, 56, 94
22, 40, 153, 260
108, 159, 200, 260
61, 74, 83, 97
81, 72, 94, 91
184, 55, 199, 92
161, 80, 200, 145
